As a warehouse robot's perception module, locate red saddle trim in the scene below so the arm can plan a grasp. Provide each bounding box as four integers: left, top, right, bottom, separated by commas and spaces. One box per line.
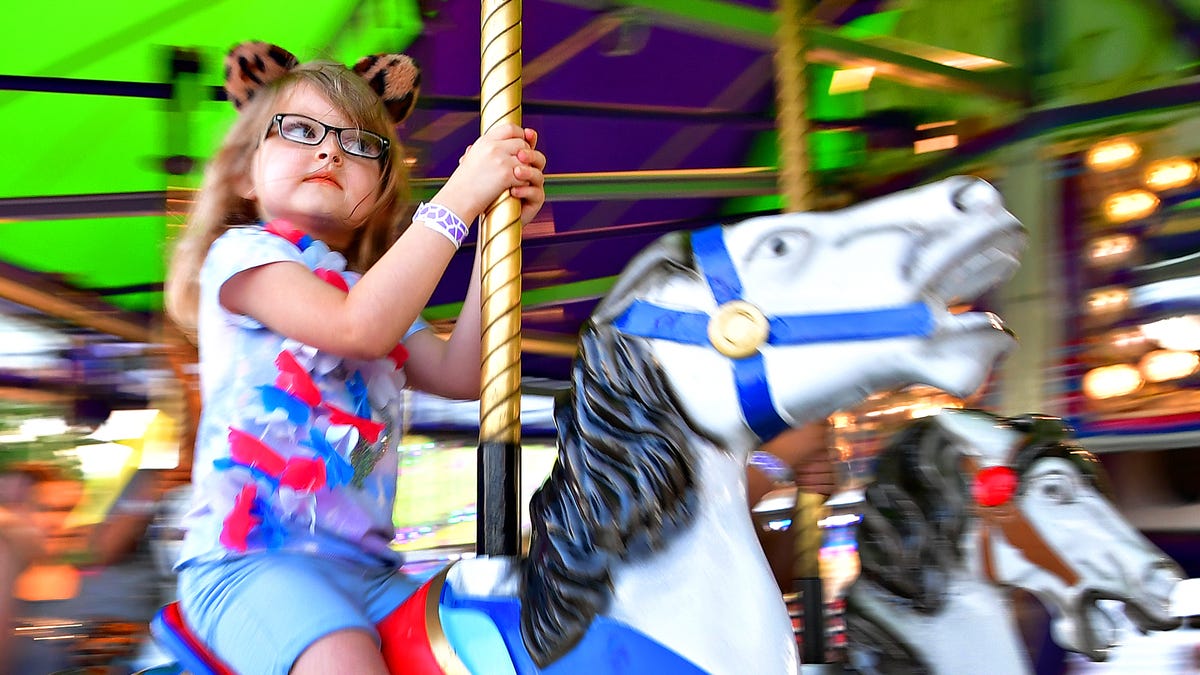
158, 602, 237, 675
378, 565, 466, 674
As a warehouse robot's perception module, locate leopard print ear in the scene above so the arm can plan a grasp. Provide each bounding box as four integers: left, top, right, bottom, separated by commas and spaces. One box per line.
224, 41, 299, 110
352, 54, 421, 124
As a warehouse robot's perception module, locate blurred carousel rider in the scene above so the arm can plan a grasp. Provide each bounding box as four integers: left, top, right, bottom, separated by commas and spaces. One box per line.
2, 462, 167, 674
0, 466, 48, 674
747, 420, 837, 593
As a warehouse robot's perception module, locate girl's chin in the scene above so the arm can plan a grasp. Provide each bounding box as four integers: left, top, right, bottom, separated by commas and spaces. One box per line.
264, 214, 355, 244
266, 210, 341, 228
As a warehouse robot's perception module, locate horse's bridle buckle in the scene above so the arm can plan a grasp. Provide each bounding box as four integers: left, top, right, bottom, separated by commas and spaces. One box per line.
708, 300, 769, 359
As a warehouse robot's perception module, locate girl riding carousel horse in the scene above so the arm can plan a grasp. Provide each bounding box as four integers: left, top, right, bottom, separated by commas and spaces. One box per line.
164, 40, 546, 675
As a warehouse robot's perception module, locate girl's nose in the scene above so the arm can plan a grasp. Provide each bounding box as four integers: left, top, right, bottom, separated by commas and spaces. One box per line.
316, 136, 342, 163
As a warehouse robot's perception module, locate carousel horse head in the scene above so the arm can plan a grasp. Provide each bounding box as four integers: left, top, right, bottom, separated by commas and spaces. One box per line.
520, 176, 1026, 667
590, 174, 1025, 453
850, 409, 1182, 671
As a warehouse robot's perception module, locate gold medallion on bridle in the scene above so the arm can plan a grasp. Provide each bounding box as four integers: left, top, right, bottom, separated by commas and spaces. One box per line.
708, 301, 770, 359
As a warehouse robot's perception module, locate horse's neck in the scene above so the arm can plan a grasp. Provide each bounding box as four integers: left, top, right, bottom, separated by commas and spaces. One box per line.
607, 442, 799, 675
847, 543, 1033, 675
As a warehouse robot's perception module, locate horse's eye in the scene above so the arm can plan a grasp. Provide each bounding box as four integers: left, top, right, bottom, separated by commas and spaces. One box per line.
750, 230, 809, 263
1038, 474, 1075, 503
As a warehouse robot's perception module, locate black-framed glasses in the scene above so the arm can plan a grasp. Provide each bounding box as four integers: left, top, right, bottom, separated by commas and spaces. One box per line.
266, 113, 390, 160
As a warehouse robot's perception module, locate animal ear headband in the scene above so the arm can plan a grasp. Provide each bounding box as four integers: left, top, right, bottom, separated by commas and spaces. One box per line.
223, 41, 421, 124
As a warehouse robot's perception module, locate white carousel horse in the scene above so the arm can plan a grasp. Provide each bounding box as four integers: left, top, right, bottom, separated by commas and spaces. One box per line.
380, 175, 1027, 675
844, 409, 1183, 675
148, 176, 1026, 674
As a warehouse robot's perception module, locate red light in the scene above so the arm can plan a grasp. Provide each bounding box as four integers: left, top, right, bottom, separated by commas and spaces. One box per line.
973, 465, 1017, 507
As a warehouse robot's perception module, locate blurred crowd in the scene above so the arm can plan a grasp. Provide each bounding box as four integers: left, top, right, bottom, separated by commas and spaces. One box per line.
0, 415, 836, 674
0, 460, 170, 674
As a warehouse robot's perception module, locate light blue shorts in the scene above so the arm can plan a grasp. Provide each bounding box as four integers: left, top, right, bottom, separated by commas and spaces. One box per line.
177, 551, 421, 674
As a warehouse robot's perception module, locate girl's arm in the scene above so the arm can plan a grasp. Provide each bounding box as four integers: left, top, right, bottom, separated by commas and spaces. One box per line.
405, 129, 546, 400
220, 124, 545, 363
403, 243, 483, 400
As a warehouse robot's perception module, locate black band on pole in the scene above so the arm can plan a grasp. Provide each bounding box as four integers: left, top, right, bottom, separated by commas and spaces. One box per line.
797, 577, 826, 664
477, 439, 521, 556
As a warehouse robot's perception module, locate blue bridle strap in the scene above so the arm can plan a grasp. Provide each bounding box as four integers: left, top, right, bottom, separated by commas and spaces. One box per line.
692, 225, 743, 305
611, 224, 937, 442
612, 300, 936, 347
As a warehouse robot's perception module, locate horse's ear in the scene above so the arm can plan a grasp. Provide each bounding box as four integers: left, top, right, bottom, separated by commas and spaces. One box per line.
224, 41, 299, 110
352, 54, 421, 124
592, 230, 696, 325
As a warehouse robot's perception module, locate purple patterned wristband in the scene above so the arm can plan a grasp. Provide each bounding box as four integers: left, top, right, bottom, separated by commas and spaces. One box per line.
415, 202, 469, 248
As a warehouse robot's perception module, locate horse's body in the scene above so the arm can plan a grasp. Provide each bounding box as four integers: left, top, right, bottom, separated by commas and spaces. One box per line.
384, 175, 1027, 675
845, 409, 1183, 675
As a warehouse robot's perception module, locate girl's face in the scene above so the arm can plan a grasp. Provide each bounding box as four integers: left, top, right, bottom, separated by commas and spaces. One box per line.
248, 82, 384, 249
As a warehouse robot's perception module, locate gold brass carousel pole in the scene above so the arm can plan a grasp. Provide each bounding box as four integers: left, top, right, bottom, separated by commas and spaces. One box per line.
773, 0, 829, 664
477, 0, 524, 557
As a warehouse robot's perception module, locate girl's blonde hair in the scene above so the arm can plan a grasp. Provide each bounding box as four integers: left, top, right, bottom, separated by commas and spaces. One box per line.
165, 60, 411, 337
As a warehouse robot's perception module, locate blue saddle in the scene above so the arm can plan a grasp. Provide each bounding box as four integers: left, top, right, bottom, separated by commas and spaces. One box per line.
438, 577, 708, 675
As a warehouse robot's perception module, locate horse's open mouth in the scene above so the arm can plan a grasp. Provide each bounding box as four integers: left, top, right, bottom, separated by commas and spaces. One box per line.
1074, 596, 1125, 661
923, 227, 1026, 310
914, 220, 1025, 347
936, 308, 1012, 337
1072, 591, 1182, 662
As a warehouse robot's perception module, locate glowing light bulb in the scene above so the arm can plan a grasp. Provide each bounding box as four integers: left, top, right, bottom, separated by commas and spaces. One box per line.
1086, 138, 1141, 172
1082, 364, 1143, 399
1144, 157, 1198, 191
1139, 349, 1200, 382
1103, 189, 1159, 223
1084, 287, 1130, 315
1087, 234, 1137, 266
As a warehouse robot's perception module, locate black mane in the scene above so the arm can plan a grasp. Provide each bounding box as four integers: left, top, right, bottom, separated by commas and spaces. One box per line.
853, 412, 1101, 613
518, 320, 708, 666
854, 416, 970, 614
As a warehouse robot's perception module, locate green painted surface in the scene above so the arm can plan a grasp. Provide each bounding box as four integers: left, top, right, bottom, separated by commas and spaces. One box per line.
423, 275, 620, 321
0, 1, 422, 312
2, 0, 1196, 318
0, 216, 167, 311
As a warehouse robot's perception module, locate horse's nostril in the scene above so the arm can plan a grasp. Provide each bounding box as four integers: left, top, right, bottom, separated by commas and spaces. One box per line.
951, 178, 1000, 213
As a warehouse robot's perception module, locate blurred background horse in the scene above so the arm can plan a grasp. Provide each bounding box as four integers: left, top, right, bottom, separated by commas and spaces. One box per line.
845, 409, 1183, 675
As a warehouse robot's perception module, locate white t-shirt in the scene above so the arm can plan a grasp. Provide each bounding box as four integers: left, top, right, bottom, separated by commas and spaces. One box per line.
177, 224, 428, 569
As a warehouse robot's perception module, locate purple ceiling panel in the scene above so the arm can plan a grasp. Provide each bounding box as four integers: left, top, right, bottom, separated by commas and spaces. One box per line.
393, 1, 787, 380
527, 29, 765, 108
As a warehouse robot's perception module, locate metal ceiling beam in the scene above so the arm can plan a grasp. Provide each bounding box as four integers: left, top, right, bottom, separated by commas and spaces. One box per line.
423, 206, 774, 322
805, 29, 1025, 101
543, 0, 1025, 99
535, 166, 779, 200
543, 0, 775, 49
420, 94, 775, 124
520, 329, 579, 358
862, 74, 1200, 198
409, 13, 626, 143
0, 75, 775, 126
0, 167, 780, 220
0, 261, 155, 344
0, 191, 166, 220
422, 275, 618, 323
574, 52, 776, 230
